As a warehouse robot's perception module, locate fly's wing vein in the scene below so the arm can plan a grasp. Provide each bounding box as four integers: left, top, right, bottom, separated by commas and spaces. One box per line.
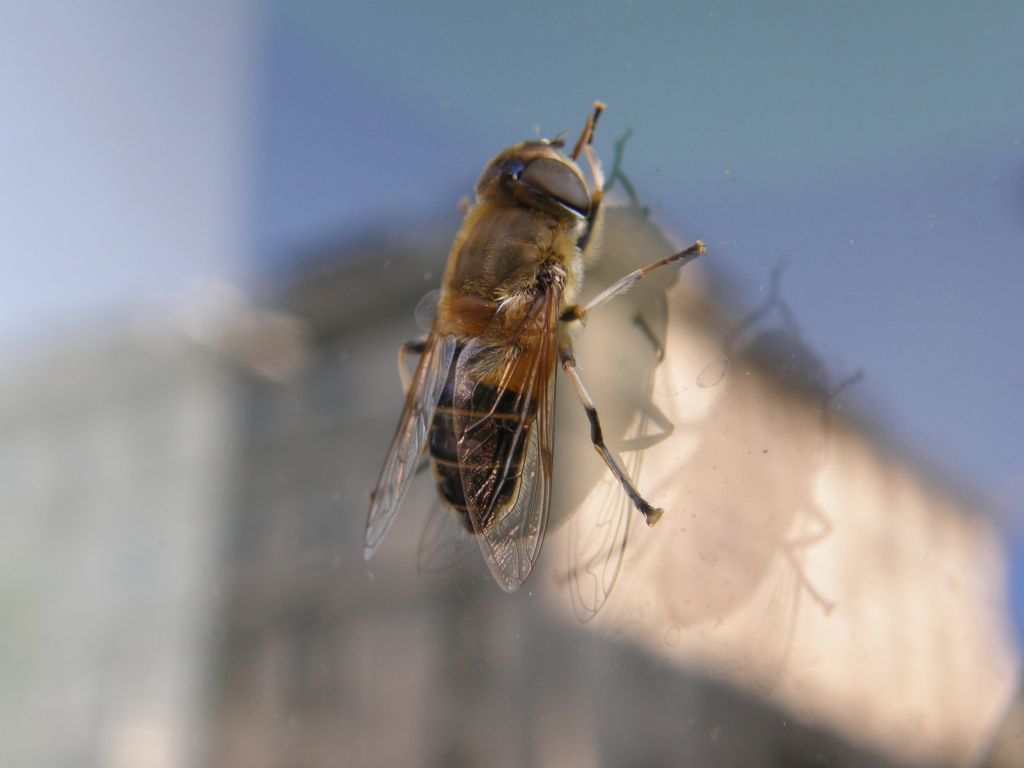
453, 287, 558, 591
365, 332, 457, 559
416, 496, 476, 574
566, 412, 645, 621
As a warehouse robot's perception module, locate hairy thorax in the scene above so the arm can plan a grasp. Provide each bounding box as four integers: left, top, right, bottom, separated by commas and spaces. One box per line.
436, 201, 585, 341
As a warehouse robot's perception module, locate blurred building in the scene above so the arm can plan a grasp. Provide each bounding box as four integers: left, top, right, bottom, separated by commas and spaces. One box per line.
203, 209, 1019, 767
0, 330, 236, 767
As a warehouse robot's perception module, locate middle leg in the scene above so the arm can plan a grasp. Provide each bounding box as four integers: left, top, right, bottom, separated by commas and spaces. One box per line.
559, 337, 664, 527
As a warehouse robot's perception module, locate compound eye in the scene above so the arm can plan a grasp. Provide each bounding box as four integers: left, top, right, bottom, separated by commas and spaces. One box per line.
521, 157, 590, 215
506, 161, 525, 181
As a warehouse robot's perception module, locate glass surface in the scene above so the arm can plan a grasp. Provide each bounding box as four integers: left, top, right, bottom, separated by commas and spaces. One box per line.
2, 4, 1022, 767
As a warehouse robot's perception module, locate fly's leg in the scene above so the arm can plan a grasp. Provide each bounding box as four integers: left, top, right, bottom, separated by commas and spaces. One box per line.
561, 240, 706, 323
397, 339, 427, 393
558, 338, 664, 526
781, 502, 835, 615
830, 368, 865, 399
566, 103, 704, 321
570, 101, 605, 163
605, 128, 648, 215
632, 313, 665, 362
618, 399, 674, 453
572, 102, 606, 258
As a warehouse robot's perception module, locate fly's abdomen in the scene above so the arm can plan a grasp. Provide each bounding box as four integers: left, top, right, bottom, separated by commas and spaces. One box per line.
428, 380, 473, 531
429, 359, 533, 533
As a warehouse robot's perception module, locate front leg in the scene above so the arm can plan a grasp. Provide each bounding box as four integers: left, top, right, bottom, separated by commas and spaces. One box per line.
561, 240, 706, 324
572, 102, 606, 258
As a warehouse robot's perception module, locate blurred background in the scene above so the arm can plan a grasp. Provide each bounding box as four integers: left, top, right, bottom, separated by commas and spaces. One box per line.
2, 3, 1023, 766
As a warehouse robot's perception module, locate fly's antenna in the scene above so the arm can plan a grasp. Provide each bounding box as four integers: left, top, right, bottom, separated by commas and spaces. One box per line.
548, 128, 569, 149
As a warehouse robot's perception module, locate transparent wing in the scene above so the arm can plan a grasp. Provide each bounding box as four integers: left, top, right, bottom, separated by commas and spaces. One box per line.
453, 288, 559, 592
416, 496, 476, 574
414, 289, 441, 332
566, 413, 646, 622
365, 332, 457, 559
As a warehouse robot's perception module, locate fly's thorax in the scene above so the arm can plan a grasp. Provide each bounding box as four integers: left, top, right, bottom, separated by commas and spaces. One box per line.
435, 291, 547, 347
435, 138, 596, 342
437, 201, 585, 338
444, 203, 577, 289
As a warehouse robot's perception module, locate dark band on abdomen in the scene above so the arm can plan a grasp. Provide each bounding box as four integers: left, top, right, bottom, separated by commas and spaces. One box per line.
429, 353, 535, 533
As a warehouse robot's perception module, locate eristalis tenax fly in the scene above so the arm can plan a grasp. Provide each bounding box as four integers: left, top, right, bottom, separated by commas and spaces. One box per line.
365, 103, 705, 617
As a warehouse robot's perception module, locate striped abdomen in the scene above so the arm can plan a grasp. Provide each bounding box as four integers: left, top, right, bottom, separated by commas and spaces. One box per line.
429, 350, 536, 533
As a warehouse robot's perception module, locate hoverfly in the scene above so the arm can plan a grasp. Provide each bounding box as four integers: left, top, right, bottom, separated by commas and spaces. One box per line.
365, 103, 705, 605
